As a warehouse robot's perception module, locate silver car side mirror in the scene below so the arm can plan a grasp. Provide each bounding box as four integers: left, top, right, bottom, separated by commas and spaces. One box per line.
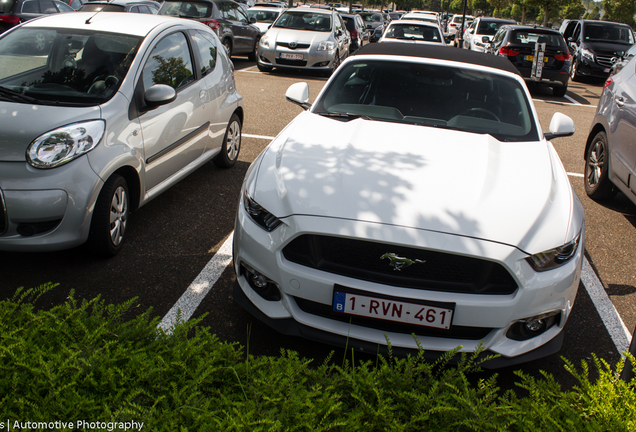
144, 84, 177, 108
544, 112, 575, 140
285, 82, 311, 110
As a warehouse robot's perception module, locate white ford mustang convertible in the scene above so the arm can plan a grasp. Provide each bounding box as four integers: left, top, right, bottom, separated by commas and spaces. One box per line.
232, 43, 584, 367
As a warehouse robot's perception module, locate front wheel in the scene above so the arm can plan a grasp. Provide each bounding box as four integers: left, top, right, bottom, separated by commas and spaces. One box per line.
87, 174, 129, 257
570, 59, 581, 82
223, 39, 232, 57
213, 113, 241, 168
584, 131, 617, 201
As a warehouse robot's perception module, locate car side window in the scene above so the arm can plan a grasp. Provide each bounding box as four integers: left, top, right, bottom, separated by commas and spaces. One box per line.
572, 23, 581, 42
142, 32, 194, 91
40, 0, 58, 13
21, 0, 39, 13
221, 2, 237, 20
191, 30, 217, 76
235, 6, 249, 23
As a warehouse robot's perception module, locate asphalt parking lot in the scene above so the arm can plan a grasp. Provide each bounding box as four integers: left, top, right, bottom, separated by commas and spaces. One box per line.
1, 55, 634, 389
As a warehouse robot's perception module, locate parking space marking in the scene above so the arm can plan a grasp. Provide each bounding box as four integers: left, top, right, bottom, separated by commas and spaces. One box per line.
534, 98, 597, 108
244, 133, 275, 140
237, 65, 260, 73
158, 233, 234, 333
581, 257, 632, 354
567, 172, 584, 178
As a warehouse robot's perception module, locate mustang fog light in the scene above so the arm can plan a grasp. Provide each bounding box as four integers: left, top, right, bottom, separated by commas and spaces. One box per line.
240, 262, 281, 301
506, 311, 561, 341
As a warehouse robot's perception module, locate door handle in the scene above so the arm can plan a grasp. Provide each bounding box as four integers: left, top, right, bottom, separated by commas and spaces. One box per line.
615, 96, 625, 107
199, 90, 207, 100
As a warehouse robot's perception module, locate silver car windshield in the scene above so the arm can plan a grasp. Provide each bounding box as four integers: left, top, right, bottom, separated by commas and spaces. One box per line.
274, 11, 332, 32
313, 60, 539, 142
0, 28, 141, 106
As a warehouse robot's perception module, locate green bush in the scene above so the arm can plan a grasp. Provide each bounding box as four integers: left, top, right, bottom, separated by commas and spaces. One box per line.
1, 283, 635, 431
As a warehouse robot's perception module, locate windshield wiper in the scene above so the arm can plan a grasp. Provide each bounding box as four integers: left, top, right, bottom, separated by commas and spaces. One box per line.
317, 112, 372, 121
0, 86, 40, 104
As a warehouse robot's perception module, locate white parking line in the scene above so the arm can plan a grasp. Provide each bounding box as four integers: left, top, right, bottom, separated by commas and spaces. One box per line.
243, 133, 275, 140
158, 233, 234, 333
568, 172, 584, 178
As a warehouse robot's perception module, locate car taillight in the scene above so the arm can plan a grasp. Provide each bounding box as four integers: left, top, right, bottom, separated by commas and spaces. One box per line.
450, 23, 456, 27
554, 53, 571, 61
604, 77, 613, 89
499, 46, 519, 56
0, 15, 20, 24
201, 20, 219, 30
350, 29, 358, 38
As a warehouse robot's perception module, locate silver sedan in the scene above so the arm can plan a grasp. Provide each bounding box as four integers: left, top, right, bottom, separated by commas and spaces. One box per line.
256, 8, 350, 75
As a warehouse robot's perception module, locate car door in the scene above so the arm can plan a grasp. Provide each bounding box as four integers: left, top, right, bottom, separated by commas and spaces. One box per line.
136, 30, 212, 192
219, 1, 254, 54
610, 66, 636, 193
333, 12, 348, 57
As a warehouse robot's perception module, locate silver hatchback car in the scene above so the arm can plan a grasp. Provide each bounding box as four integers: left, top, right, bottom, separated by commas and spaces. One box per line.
256, 7, 350, 75
0, 12, 243, 255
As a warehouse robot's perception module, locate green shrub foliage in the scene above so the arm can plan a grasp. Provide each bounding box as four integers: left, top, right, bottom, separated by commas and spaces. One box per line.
1, 283, 635, 431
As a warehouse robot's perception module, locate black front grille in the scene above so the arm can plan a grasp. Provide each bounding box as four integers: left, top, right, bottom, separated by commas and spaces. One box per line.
283, 235, 518, 295
277, 42, 311, 49
294, 297, 493, 340
596, 54, 615, 68
0, 190, 6, 235
276, 58, 308, 66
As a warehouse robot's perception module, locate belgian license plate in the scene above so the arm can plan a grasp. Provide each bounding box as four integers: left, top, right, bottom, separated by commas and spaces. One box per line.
332, 288, 454, 330
281, 53, 304, 60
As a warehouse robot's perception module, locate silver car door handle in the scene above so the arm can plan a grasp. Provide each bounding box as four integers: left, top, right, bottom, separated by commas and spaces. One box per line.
615, 96, 625, 107
199, 90, 207, 100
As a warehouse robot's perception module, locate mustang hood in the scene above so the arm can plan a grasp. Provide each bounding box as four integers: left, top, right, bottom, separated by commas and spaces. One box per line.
252, 112, 576, 254
0, 101, 100, 162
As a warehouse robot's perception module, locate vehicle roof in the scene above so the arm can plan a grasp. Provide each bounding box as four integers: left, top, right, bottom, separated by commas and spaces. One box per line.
84, 0, 159, 5
502, 25, 561, 34
476, 17, 516, 23
353, 43, 522, 76
21, 11, 184, 36
285, 6, 332, 14
390, 19, 440, 28
248, 5, 284, 10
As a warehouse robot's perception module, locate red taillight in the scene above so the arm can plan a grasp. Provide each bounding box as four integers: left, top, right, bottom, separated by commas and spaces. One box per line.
201, 20, 219, 30
554, 53, 571, 61
0, 15, 20, 24
499, 46, 519, 57
604, 77, 613, 89
350, 29, 358, 38
450, 23, 457, 27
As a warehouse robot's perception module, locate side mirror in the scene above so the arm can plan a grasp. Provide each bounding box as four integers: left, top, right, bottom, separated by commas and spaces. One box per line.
249, 16, 256, 23
544, 112, 575, 140
144, 84, 176, 109
285, 82, 311, 110
482, 36, 490, 43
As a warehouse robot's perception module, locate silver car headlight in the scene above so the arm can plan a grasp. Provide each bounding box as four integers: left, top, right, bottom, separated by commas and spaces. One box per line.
243, 189, 282, 232
317, 41, 336, 51
27, 120, 105, 169
260, 35, 270, 48
525, 232, 581, 272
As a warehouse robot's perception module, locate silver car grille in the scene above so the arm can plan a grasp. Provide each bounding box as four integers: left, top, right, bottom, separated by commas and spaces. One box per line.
597, 55, 615, 68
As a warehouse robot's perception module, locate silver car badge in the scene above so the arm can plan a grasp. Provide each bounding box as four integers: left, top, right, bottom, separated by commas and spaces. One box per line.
289, 41, 297, 48
380, 253, 425, 271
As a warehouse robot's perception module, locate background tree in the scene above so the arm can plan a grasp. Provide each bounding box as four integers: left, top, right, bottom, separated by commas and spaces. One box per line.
561, 0, 586, 19
489, 0, 510, 16
529, 0, 569, 27
473, 0, 492, 14
602, 0, 636, 26
583, 4, 601, 19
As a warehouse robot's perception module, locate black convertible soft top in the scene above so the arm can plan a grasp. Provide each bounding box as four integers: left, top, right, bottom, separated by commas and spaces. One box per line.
353, 44, 522, 76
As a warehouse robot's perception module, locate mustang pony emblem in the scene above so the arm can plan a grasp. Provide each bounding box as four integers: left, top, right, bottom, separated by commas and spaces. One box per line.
380, 253, 425, 271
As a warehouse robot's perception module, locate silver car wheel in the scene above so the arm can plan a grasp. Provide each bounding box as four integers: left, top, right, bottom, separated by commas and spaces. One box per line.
226, 119, 241, 161
109, 185, 128, 247
586, 140, 604, 188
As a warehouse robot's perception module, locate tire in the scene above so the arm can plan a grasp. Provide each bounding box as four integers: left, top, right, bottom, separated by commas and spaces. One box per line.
223, 39, 232, 57
257, 62, 273, 72
327, 51, 341, 76
87, 174, 129, 257
570, 59, 581, 82
584, 131, 617, 201
553, 85, 568, 97
248, 36, 260, 62
213, 113, 241, 168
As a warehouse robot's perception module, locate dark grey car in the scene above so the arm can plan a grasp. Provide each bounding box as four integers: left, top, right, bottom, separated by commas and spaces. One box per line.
584, 55, 636, 205
159, 0, 261, 59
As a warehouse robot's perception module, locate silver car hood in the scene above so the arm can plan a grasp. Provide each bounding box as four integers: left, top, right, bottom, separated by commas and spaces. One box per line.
267, 28, 333, 44
0, 101, 101, 162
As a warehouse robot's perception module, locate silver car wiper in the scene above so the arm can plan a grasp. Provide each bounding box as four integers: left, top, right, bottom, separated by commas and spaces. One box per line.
0, 86, 40, 104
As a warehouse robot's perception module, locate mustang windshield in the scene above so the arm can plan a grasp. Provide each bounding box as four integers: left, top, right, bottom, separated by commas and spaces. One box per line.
313, 60, 539, 142
0, 28, 142, 106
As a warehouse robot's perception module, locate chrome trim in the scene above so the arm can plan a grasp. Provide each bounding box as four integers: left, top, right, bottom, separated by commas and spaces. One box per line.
0, 189, 7, 236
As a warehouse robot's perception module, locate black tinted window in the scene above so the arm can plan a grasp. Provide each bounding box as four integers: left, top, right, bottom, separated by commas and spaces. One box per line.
159, 1, 212, 18
511, 30, 564, 47
191, 30, 217, 76
142, 32, 194, 90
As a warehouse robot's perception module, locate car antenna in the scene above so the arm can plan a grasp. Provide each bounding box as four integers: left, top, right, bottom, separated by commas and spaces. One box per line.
85, 0, 114, 24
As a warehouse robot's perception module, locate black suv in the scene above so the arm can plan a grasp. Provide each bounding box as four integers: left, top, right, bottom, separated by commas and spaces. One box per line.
0, 0, 74, 36
158, 0, 260, 59
488, 25, 571, 97
561, 19, 635, 81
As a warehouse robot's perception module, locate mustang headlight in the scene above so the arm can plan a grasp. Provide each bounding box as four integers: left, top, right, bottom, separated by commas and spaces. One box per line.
243, 190, 282, 232
27, 120, 105, 169
317, 41, 336, 51
526, 233, 581, 272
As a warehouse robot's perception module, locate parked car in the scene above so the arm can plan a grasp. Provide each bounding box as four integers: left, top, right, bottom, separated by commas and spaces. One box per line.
0, 12, 244, 255
79, 0, 160, 14
388, 11, 402, 20
378, 20, 445, 46
341, 13, 369, 53
488, 25, 571, 97
0, 0, 74, 37
446, 13, 473, 42
233, 43, 583, 367
463, 17, 515, 52
561, 19, 636, 81
358, 11, 388, 42
400, 12, 445, 42
611, 43, 636, 75
158, 0, 261, 60
584, 55, 636, 206
66, 0, 88, 10
256, 8, 350, 75
246, 5, 284, 34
